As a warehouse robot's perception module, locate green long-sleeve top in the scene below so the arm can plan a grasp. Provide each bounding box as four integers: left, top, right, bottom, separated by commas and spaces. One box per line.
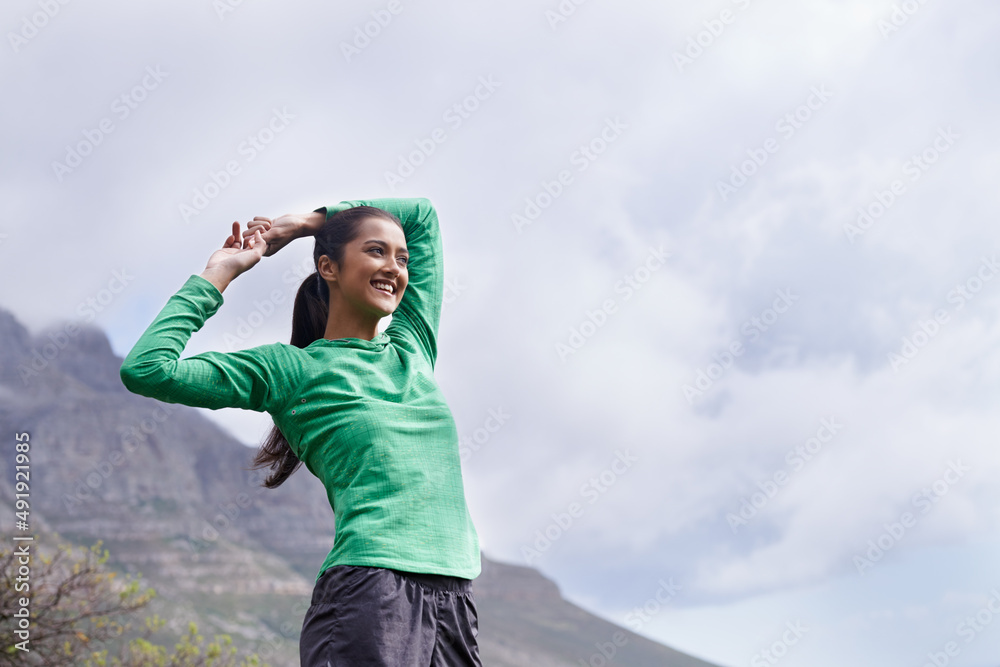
119, 197, 481, 583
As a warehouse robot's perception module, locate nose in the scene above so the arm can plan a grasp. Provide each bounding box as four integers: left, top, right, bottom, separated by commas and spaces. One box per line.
376, 265, 400, 285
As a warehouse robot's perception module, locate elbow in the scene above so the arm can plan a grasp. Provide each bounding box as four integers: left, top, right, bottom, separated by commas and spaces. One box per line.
119, 359, 160, 397
417, 198, 439, 227
119, 361, 141, 394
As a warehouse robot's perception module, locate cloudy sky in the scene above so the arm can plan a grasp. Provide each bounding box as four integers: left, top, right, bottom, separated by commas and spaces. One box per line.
3, 0, 1000, 665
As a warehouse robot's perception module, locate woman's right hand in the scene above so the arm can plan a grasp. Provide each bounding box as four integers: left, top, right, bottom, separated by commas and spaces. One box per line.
200, 222, 267, 293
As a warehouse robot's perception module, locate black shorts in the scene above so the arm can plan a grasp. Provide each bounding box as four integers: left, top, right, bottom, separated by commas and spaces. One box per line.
299, 565, 482, 667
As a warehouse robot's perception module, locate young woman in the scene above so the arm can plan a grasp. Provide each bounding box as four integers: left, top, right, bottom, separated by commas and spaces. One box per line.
119, 197, 483, 666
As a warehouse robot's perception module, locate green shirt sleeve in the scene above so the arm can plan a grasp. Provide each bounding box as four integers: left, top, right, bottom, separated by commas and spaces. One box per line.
119, 273, 293, 413
314, 197, 443, 367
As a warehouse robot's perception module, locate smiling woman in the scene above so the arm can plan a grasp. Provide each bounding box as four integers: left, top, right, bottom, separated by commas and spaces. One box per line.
307, 206, 411, 341
118, 197, 482, 666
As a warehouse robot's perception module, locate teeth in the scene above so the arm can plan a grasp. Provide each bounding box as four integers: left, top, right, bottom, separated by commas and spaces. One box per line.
372, 281, 394, 294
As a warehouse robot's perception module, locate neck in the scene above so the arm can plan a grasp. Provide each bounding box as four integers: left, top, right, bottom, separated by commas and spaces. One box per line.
323, 293, 382, 341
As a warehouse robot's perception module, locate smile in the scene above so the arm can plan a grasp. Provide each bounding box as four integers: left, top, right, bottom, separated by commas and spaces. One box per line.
371, 280, 395, 295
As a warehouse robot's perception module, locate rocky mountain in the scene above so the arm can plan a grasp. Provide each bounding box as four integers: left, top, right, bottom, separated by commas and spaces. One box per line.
0, 306, 718, 667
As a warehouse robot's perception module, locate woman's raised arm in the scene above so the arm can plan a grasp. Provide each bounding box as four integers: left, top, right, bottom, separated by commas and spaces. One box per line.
245, 198, 445, 366
119, 223, 300, 413
317, 197, 443, 367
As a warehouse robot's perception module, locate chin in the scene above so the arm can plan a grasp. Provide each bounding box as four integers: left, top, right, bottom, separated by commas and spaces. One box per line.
369, 300, 396, 317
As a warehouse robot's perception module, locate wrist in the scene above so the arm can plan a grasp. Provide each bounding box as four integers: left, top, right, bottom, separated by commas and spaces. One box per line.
199, 267, 236, 294
301, 211, 326, 236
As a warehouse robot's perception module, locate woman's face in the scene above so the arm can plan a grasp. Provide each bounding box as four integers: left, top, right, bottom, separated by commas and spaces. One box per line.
325, 216, 409, 318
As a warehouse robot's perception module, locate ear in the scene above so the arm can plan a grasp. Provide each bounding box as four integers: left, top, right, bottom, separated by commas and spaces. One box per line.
317, 254, 339, 283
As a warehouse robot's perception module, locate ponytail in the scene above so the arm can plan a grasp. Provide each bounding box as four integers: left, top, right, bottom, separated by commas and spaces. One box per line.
247, 205, 403, 489
291, 271, 330, 348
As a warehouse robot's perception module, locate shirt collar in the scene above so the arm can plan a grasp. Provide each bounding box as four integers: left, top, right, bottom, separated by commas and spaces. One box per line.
308, 331, 390, 351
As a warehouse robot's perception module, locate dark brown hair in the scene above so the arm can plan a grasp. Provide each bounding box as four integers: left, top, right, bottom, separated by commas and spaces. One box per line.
246, 205, 403, 488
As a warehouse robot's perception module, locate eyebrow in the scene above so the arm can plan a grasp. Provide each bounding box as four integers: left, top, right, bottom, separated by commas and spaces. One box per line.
363, 239, 408, 253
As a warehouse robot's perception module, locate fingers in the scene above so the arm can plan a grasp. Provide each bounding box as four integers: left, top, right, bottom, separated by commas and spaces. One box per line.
246, 227, 265, 248
243, 218, 271, 242
225, 221, 240, 248
247, 228, 268, 258
244, 221, 271, 232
